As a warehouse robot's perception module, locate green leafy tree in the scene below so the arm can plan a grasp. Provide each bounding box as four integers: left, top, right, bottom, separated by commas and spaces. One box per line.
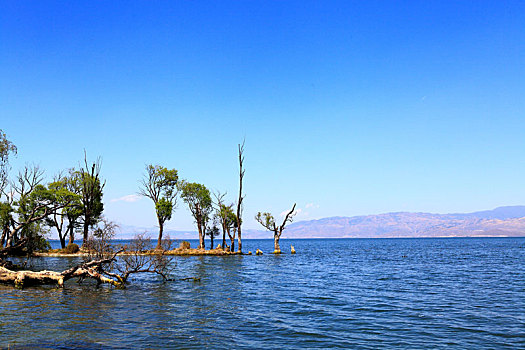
0, 202, 14, 247
179, 181, 212, 249
215, 201, 238, 251
77, 154, 105, 247
139, 165, 179, 249
46, 172, 83, 248
3, 165, 78, 252
255, 203, 296, 254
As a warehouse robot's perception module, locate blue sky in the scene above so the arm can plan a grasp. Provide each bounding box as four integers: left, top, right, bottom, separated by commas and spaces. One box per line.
1, 1, 524, 231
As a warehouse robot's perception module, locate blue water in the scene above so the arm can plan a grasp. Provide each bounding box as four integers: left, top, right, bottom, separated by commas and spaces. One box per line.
1, 238, 524, 349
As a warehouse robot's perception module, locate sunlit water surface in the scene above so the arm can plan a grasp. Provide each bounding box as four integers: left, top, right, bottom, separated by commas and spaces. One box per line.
1, 238, 524, 349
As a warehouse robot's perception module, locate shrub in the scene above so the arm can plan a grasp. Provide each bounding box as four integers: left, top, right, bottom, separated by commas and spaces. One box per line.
64, 243, 80, 254
179, 241, 191, 249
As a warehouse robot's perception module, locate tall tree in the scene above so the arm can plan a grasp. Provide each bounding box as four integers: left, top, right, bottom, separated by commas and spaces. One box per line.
179, 181, 212, 249
78, 154, 105, 247
255, 203, 296, 254
139, 165, 179, 249
236, 140, 245, 252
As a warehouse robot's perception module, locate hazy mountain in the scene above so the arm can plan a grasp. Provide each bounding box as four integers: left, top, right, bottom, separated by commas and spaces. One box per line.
281, 206, 525, 238
117, 206, 525, 239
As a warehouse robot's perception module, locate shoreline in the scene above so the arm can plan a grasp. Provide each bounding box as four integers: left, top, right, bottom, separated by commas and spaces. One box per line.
34, 248, 247, 258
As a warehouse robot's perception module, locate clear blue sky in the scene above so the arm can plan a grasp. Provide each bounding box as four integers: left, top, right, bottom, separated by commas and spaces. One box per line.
1, 1, 524, 231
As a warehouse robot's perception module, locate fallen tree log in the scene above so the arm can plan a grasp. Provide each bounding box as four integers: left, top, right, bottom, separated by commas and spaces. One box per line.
0, 253, 124, 289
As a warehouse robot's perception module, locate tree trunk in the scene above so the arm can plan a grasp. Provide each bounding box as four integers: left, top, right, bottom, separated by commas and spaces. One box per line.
197, 224, 204, 249
230, 237, 235, 252
82, 220, 89, 247
221, 225, 226, 251
236, 141, 245, 253
59, 235, 66, 249
210, 233, 214, 250
57, 223, 66, 249
0, 229, 6, 247
274, 232, 281, 253
68, 224, 75, 245
5, 227, 18, 247
0, 264, 121, 289
156, 216, 164, 249
237, 231, 242, 253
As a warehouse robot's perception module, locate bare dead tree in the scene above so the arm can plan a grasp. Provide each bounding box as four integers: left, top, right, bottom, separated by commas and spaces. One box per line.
117, 233, 175, 283
255, 203, 296, 253
236, 140, 245, 252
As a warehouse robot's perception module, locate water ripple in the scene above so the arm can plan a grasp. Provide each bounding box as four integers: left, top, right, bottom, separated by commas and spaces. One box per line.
0, 238, 524, 349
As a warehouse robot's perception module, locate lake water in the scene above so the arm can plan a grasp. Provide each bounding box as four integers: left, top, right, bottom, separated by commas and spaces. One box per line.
1, 238, 524, 349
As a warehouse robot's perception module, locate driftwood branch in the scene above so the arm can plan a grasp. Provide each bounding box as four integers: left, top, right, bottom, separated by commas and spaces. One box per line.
0, 249, 125, 288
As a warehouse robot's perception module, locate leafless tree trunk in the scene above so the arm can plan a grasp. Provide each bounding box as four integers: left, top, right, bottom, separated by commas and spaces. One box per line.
236, 140, 245, 252
229, 227, 236, 252
273, 204, 295, 253
157, 215, 164, 249
197, 215, 205, 249
221, 223, 226, 249
274, 234, 281, 252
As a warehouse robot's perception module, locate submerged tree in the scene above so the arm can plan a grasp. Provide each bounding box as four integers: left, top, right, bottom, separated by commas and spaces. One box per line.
255, 203, 296, 254
236, 140, 245, 252
179, 181, 212, 249
139, 165, 179, 249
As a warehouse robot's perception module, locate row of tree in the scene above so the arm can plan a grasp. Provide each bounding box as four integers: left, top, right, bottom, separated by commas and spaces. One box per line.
1, 129, 296, 256
139, 141, 246, 252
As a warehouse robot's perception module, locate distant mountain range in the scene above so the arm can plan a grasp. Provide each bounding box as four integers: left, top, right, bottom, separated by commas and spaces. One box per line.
282, 206, 525, 238
118, 206, 525, 239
